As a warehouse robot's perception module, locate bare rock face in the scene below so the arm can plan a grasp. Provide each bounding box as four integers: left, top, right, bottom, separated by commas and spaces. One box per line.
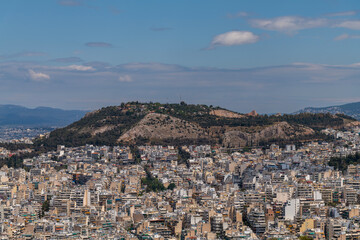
118, 113, 209, 142
120, 114, 316, 147
223, 131, 250, 148
345, 121, 360, 128
254, 121, 292, 140
91, 125, 116, 136
222, 122, 314, 148
210, 109, 244, 118
246, 110, 258, 117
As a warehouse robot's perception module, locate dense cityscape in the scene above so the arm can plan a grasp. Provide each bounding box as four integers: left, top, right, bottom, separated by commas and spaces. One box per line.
0, 127, 51, 143
2, 0, 360, 239
0, 124, 358, 239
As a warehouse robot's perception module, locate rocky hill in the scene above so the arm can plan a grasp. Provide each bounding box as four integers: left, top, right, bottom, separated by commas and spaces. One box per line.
119, 113, 209, 142
295, 102, 360, 120
35, 102, 356, 149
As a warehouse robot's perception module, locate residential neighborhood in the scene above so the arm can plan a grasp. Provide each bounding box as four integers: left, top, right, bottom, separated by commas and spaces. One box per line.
0, 125, 360, 239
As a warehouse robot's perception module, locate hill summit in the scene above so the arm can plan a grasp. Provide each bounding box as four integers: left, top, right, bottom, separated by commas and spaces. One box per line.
36, 102, 356, 149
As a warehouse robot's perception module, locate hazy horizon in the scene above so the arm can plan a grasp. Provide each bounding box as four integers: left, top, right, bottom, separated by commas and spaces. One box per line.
1, 100, 357, 116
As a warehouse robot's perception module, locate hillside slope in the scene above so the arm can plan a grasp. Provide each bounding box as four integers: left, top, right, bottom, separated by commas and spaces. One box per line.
36, 102, 356, 148
222, 122, 314, 148
119, 113, 209, 142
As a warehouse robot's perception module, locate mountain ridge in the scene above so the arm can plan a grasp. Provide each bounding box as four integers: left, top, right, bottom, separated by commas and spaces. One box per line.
295, 102, 360, 120
0, 104, 87, 127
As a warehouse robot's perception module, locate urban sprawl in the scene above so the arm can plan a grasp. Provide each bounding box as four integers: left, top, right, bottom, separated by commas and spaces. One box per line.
0, 126, 360, 239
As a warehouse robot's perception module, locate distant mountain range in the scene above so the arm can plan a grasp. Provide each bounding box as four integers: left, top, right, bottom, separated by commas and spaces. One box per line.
0, 105, 87, 127
295, 102, 360, 120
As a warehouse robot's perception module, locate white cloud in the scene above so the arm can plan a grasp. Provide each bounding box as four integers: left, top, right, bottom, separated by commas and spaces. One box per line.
327, 11, 357, 17
334, 33, 350, 41
28, 70, 50, 82
1, 61, 360, 113
52, 57, 83, 63
210, 31, 259, 48
227, 11, 250, 18
58, 65, 95, 71
335, 20, 360, 30
118, 75, 133, 82
334, 33, 360, 41
292, 62, 360, 70
250, 16, 328, 33
349, 63, 360, 68
120, 62, 185, 72
292, 62, 325, 70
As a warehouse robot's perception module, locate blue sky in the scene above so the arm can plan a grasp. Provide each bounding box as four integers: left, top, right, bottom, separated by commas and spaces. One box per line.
1, 0, 360, 113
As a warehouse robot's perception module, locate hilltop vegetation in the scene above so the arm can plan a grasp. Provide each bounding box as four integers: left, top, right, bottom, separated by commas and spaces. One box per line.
36, 105, 144, 148
34, 102, 356, 149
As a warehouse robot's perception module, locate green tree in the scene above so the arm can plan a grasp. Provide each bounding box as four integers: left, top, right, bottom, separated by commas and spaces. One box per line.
39, 200, 50, 218
178, 147, 191, 168
167, 183, 176, 190
328, 152, 360, 172
141, 166, 165, 192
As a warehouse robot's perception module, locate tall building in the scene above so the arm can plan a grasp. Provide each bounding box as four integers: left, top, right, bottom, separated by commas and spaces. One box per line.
83, 189, 91, 207
284, 199, 300, 221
